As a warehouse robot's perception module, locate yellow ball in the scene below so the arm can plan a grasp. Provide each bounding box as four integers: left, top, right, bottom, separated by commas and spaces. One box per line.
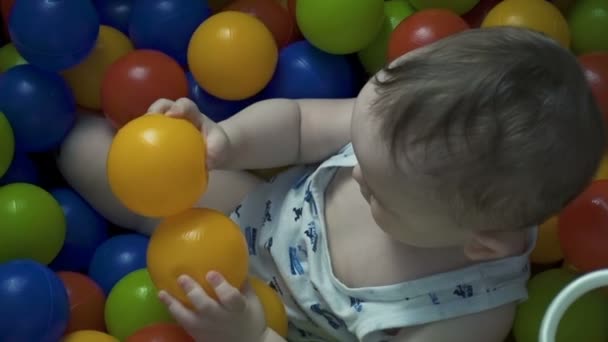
594, 153, 608, 180
481, 0, 570, 48
187, 11, 278, 100
63, 25, 134, 110
107, 114, 208, 218
530, 216, 563, 264
250, 276, 288, 338
147, 208, 249, 307
62, 330, 119, 342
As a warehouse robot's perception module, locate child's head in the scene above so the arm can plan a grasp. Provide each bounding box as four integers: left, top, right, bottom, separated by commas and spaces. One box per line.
350, 27, 605, 253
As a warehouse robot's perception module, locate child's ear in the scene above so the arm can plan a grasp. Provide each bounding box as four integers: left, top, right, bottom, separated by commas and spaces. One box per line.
463, 229, 527, 261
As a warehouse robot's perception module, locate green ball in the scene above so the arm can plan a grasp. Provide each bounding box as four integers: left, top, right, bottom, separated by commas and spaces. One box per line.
0, 183, 66, 264
358, 0, 416, 74
409, 0, 481, 15
105, 268, 174, 340
0, 112, 14, 178
296, 0, 385, 54
513, 268, 608, 342
0, 43, 27, 73
568, 0, 608, 54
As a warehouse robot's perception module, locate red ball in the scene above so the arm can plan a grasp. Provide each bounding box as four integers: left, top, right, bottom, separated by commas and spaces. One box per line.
462, 0, 503, 28
101, 50, 188, 128
387, 9, 470, 63
224, 0, 298, 48
559, 180, 608, 272
57, 271, 106, 335
125, 323, 194, 342
578, 53, 608, 123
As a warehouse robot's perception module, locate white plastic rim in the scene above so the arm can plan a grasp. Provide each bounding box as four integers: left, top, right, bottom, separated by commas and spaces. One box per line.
539, 269, 608, 342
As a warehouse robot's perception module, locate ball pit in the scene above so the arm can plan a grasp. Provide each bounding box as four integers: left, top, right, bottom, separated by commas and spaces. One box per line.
147, 208, 249, 306
188, 11, 278, 100
0, 111, 14, 178
101, 50, 189, 128
58, 271, 107, 334
0, 64, 76, 152
107, 114, 208, 218
0, 183, 66, 264
0, 260, 69, 342
105, 268, 174, 341
63, 25, 134, 110
129, 0, 211, 66
8, 0, 99, 71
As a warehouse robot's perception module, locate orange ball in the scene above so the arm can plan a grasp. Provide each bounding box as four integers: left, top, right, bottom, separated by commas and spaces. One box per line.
126, 323, 194, 342
101, 50, 189, 128
57, 271, 107, 335
530, 216, 563, 264
147, 208, 249, 306
250, 276, 288, 338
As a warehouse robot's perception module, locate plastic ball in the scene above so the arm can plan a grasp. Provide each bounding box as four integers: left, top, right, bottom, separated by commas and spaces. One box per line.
93, 0, 133, 34
188, 11, 278, 100
262, 40, 357, 99
0, 111, 14, 178
530, 216, 563, 264
0, 42, 26, 72
296, 0, 384, 54
147, 208, 249, 306
250, 276, 288, 338
0, 260, 69, 342
88, 234, 149, 294
63, 25, 134, 110
513, 268, 608, 342
101, 50, 189, 128
107, 114, 208, 218
579, 53, 608, 124
57, 271, 107, 334
105, 269, 174, 341
0, 183, 66, 264
559, 180, 608, 272
0, 148, 38, 186
388, 9, 470, 62
8, 0, 99, 71
64, 330, 119, 342
187, 72, 256, 122
224, 0, 297, 48
0, 64, 76, 152
126, 323, 194, 342
358, 0, 416, 74
594, 153, 608, 180
49, 188, 109, 273
129, 0, 211, 66
481, 0, 570, 48
409, 0, 480, 15
568, 0, 608, 54
461, 0, 503, 28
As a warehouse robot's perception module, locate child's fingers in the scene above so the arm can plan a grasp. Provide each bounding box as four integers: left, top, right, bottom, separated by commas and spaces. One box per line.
148, 98, 174, 114
207, 271, 247, 312
167, 98, 203, 128
178, 275, 222, 315
158, 290, 199, 329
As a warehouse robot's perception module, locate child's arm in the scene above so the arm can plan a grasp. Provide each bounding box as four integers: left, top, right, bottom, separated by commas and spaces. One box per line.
219, 98, 354, 170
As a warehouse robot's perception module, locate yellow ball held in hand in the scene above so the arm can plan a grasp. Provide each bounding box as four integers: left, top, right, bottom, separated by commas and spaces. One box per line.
147, 208, 249, 307
250, 276, 288, 338
107, 114, 208, 218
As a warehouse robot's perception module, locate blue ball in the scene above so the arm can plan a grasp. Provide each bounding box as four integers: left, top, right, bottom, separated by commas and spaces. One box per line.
8, 0, 99, 71
188, 72, 257, 122
0, 260, 69, 342
261, 41, 358, 99
0, 149, 39, 186
49, 188, 109, 273
129, 0, 211, 66
94, 0, 133, 34
88, 234, 149, 294
0, 65, 76, 152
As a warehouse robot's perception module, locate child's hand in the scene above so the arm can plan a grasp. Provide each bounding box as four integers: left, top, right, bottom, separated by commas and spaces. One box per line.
148, 98, 230, 169
158, 272, 267, 342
